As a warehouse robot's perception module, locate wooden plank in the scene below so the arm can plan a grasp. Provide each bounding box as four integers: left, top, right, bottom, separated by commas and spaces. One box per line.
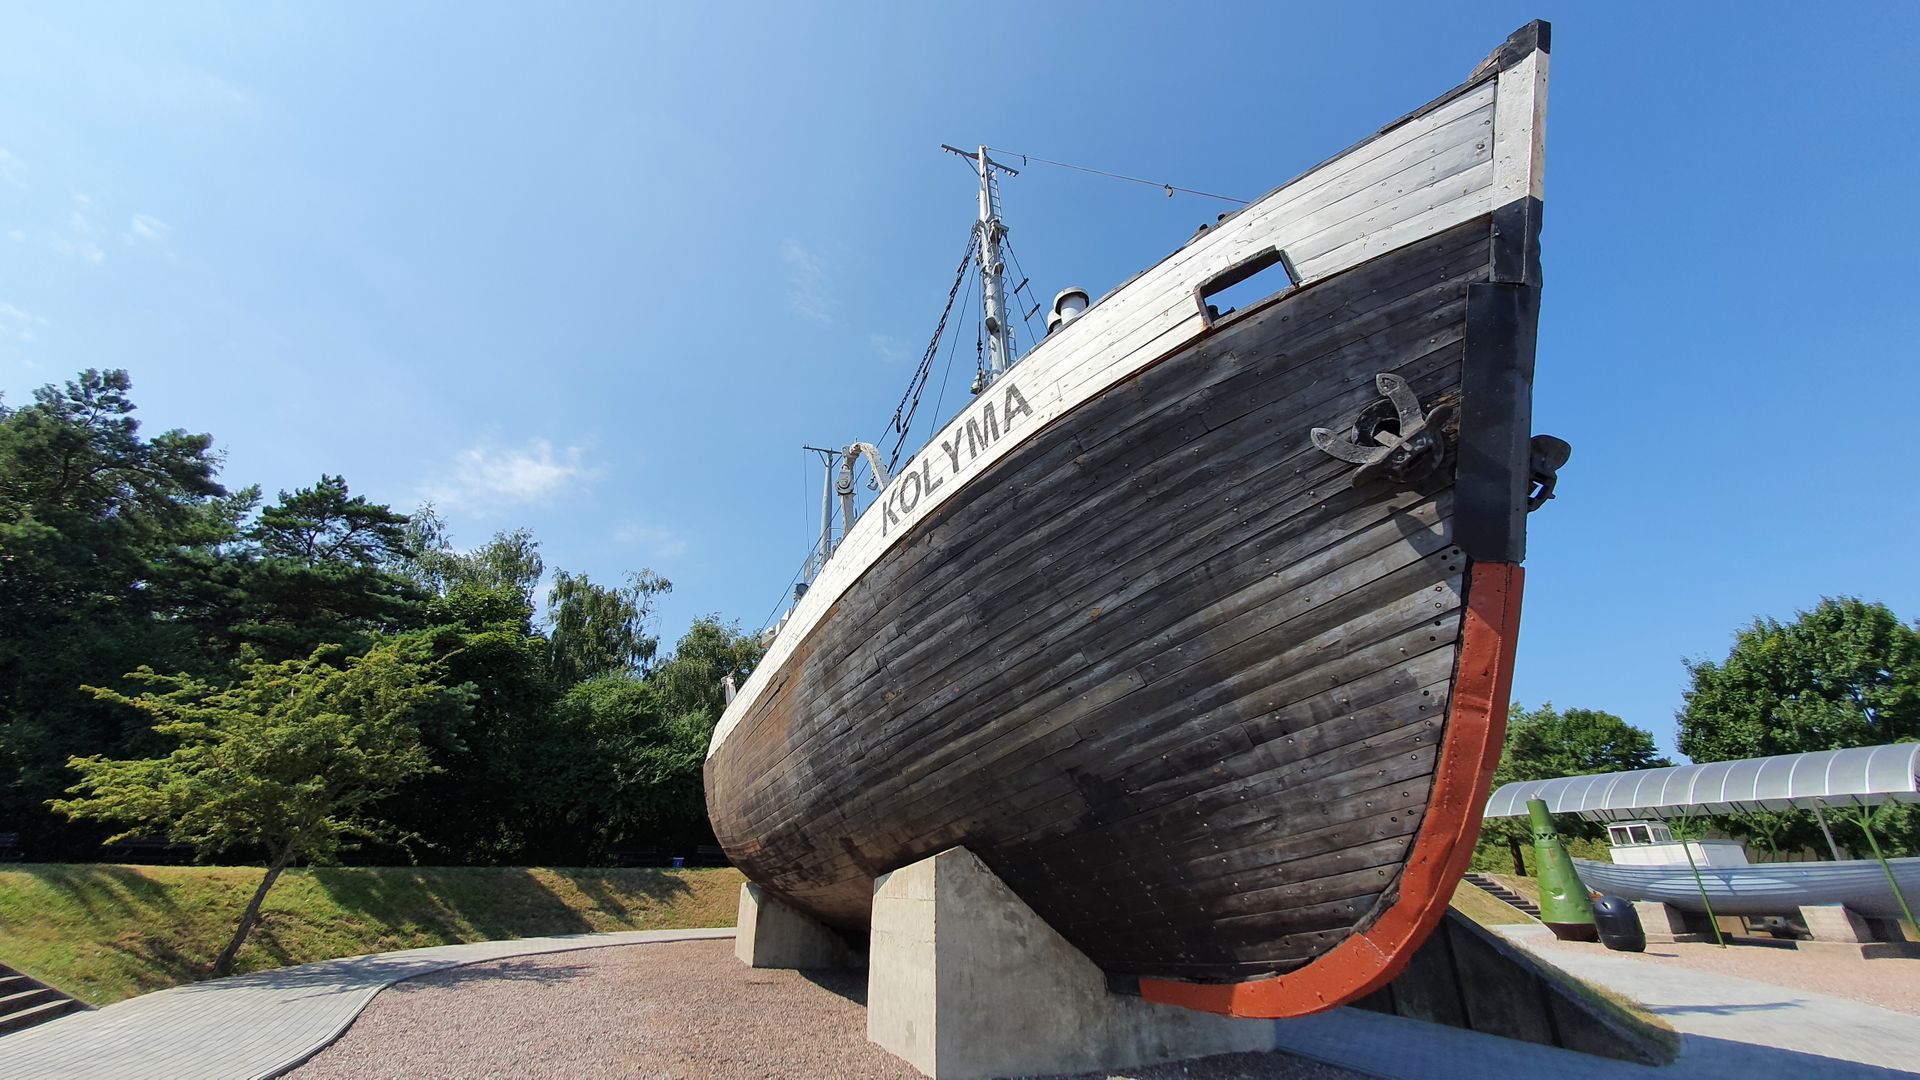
706, 186, 1527, 985
733, 245, 1482, 791
1493, 51, 1548, 204
713, 83, 1504, 746
797, 217, 1489, 658
787, 522, 1459, 841
732, 215, 1483, 719
728, 366, 1463, 803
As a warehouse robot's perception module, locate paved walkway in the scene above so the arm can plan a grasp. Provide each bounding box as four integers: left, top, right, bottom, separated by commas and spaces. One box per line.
1461, 923, 1916, 1077
0, 927, 733, 1080
8, 921, 1915, 1079
1271, 996, 1916, 1080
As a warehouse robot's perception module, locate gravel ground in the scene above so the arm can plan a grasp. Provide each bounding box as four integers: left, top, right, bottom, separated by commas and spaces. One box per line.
292, 940, 1367, 1080
1527, 934, 1920, 1016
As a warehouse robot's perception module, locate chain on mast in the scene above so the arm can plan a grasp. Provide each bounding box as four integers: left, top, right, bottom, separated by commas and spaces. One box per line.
942, 143, 1018, 393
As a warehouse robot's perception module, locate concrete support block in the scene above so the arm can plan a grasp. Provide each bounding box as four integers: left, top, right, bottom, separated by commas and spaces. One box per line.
1799, 903, 1874, 944
1632, 901, 1711, 943
1864, 916, 1910, 944
734, 882, 859, 969
867, 847, 1276, 1079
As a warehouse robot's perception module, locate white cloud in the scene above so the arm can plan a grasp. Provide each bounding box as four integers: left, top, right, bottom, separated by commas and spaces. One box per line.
613, 522, 689, 560
54, 195, 105, 263
869, 334, 911, 362
6, 230, 23, 243
424, 438, 596, 513
0, 148, 25, 190
0, 303, 48, 343
125, 213, 169, 244
782, 241, 832, 325
50, 232, 104, 264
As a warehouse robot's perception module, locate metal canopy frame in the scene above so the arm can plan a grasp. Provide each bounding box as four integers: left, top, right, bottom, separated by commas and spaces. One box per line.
1482, 744, 1920, 822
1483, 744, 1920, 937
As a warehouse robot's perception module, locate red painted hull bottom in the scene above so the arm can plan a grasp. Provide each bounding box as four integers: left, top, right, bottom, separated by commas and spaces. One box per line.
1142, 563, 1521, 1018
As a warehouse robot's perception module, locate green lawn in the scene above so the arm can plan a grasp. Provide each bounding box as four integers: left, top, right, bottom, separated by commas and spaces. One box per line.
1449, 878, 1535, 926
0, 863, 744, 1006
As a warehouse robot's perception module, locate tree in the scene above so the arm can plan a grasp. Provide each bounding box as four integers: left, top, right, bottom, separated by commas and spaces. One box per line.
1503, 703, 1672, 781
372, 582, 560, 864
512, 619, 766, 861
651, 616, 765, 723
52, 642, 462, 975
399, 506, 545, 607
232, 476, 428, 658
1679, 598, 1920, 761
0, 370, 234, 857
1679, 598, 1920, 856
1479, 703, 1671, 874
546, 570, 671, 684
540, 677, 703, 858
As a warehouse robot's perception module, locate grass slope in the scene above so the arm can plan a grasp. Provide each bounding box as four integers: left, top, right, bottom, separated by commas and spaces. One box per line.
0, 864, 744, 1006
1448, 878, 1534, 926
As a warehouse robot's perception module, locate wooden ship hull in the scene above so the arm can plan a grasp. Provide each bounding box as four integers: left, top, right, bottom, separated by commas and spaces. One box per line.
707, 22, 1554, 1018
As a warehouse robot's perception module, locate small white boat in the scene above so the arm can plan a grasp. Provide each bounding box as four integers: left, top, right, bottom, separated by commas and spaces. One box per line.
1575, 856, 1920, 919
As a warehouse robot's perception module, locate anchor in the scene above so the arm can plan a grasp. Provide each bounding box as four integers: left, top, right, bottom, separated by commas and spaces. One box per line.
1311, 373, 1455, 487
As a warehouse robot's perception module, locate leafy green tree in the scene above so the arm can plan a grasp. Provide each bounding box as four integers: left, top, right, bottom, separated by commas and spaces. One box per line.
52, 641, 462, 974
0, 370, 233, 856
232, 476, 428, 658
1679, 598, 1920, 760
538, 676, 710, 857
399, 506, 544, 607
510, 619, 765, 860
372, 582, 560, 863
1478, 703, 1671, 874
651, 616, 765, 723
1679, 598, 1920, 856
546, 570, 671, 684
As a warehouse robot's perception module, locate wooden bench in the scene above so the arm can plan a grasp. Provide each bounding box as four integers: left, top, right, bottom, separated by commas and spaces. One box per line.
695, 844, 732, 867
606, 845, 665, 868
105, 838, 195, 865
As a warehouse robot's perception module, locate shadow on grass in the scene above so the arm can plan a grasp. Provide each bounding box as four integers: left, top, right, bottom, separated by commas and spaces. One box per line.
16, 864, 185, 924
309, 866, 697, 944
555, 868, 695, 923
8, 864, 213, 989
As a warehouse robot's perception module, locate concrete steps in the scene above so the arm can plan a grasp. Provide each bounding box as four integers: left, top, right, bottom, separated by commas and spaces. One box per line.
0, 966, 86, 1036
1462, 872, 1542, 918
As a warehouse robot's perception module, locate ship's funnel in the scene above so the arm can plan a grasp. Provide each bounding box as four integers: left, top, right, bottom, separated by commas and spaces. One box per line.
1046, 287, 1090, 335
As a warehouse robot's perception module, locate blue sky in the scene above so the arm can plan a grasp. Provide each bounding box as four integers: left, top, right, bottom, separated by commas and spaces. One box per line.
4, 4, 1917, 758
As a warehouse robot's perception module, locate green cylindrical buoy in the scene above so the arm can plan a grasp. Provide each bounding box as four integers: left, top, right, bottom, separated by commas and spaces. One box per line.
1529, 797, 1598, 941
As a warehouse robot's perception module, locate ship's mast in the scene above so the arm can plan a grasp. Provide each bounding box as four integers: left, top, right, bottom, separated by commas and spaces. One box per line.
942, 143, 1019, 390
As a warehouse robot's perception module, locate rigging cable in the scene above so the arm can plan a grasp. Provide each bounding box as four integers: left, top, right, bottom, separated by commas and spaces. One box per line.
986, 146, 1248, 205
922, 261, 974, 458
1002, 235, 1042, 347
886, 231, 980, 471
757, 532, 818, 637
